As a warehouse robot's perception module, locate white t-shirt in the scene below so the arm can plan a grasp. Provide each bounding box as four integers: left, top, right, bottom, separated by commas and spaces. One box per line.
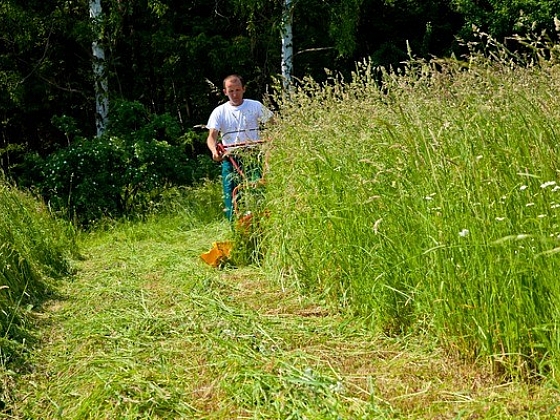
207, 99, 273, 147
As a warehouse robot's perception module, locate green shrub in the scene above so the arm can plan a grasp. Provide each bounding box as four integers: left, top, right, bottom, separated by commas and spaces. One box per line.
24, 101, 217, 225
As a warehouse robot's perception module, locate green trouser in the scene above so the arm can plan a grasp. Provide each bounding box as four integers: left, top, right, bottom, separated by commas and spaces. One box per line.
221, 156, 262, 221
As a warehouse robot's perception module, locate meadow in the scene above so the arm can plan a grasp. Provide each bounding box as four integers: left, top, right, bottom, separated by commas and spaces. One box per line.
0, 182, 75, 411
3, 34, 560, 418
263, 39, 560, 379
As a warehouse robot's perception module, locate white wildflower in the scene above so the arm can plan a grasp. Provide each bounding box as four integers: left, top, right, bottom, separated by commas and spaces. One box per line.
495, 217, 506, 221
541, 181, 557, 189
459, 229, 470, 237
520, 185, 529, 191
373, 218, 382, 234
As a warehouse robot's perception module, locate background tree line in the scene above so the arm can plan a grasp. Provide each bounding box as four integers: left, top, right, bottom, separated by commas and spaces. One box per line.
1, 0, 559, 223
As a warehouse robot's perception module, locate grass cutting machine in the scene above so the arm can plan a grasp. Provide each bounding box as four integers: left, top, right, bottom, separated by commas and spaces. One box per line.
200, 140, 267, 267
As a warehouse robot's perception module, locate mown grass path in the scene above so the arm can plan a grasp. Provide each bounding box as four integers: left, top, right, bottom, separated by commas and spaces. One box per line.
7, 217, 560, 419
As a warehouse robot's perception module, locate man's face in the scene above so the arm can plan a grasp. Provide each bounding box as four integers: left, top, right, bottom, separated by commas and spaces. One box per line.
223, 78, 245, 106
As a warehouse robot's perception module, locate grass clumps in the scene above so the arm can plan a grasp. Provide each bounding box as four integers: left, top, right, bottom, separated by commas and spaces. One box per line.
0, 181, 75, 413
0, 183, 75, 364
263, 37, 560, 378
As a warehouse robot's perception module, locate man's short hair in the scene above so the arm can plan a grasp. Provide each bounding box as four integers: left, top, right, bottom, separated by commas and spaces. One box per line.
223, 74, 244, 87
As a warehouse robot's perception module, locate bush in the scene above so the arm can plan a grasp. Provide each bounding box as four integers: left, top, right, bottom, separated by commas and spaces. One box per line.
21, 101, 218, 225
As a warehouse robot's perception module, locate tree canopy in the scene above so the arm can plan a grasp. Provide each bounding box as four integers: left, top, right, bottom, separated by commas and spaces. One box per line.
2, 0, 557, 152
1, 0, 559, 221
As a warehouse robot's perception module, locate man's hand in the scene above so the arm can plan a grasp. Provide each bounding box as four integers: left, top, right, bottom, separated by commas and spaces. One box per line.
207, 129, 222, 162
211, 149, 222, 162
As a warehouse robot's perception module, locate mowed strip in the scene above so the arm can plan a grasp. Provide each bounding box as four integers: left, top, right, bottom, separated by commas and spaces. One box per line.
9, 217, 560, 419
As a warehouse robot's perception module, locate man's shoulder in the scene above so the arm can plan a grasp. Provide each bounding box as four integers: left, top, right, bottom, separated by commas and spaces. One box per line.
243, 98, 263, 107
242, 99, 271, 114
207, 102, 228, 128
209, 102, 230, 118
212, 101, 230, 112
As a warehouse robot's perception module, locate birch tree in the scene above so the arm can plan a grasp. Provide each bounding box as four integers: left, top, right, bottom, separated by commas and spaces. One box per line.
90, 0, 109, 137
281, 0, 294, 93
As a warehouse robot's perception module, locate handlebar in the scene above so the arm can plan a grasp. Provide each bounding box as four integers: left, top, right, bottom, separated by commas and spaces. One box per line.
217, 140, 266, 157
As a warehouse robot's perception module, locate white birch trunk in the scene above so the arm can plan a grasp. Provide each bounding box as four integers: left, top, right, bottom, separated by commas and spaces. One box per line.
90, 0, 109, 137
281, 0, 294, 94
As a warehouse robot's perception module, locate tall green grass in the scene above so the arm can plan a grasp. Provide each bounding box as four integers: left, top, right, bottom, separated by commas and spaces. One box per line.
263, 44, 560, 377
0, 182, 75, 365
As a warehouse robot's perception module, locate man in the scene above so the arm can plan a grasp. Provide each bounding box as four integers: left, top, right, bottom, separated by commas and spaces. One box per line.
206, 74, 274, 221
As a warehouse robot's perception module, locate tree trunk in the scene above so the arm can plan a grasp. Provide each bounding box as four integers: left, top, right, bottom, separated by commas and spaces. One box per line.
90, 0, 109, 137
281, 0, 294, 94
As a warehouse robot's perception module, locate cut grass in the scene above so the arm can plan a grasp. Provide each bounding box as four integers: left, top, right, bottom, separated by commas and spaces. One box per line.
3, 214, 560, 419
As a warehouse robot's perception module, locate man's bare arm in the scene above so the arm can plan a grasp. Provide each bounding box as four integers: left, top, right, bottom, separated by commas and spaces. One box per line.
206, 128, 221, 161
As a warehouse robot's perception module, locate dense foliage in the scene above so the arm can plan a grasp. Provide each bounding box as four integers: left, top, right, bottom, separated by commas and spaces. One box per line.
1, 0, 559, 222
17, 100, 216, 224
